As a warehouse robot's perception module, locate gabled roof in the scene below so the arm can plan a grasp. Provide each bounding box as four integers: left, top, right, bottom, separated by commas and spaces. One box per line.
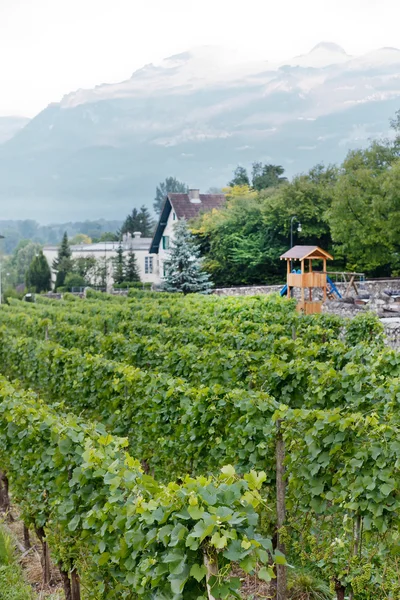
168, 193, 226, 220
150, 192, 226, 254
280, 245, 333, 261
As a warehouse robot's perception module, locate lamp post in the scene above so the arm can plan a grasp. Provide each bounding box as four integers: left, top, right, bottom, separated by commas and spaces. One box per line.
0, 234, 4, 305
289, 217, 302, 272
290, 216, 302, 250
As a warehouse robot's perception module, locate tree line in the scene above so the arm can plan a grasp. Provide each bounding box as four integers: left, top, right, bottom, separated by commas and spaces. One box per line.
192, 111, 400, 286
19, 231, 143, 294
3, 111, 400, 295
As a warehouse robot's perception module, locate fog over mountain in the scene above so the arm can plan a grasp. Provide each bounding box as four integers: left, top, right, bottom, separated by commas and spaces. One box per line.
1, 42, 399, 222
0, 116, 30, 144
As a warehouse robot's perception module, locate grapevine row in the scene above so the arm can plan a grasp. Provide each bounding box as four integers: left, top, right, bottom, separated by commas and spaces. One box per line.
0, 376, 275, 600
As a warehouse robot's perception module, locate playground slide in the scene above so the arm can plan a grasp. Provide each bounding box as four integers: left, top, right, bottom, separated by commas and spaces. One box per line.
280, 273, 342, 299
326, 276, 342, 299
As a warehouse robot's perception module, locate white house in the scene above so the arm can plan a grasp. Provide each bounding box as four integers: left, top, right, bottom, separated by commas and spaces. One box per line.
149, 189, 226, 280
43, 232, 158, 288
44, 189, 225, 289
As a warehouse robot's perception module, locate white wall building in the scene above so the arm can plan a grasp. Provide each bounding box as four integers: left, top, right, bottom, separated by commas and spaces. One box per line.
149, 189, 226, 280
44, 190, 225, 289
43, 232, 158, 288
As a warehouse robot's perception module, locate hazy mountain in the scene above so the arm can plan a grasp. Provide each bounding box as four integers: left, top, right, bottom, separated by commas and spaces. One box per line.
0, 116, 30, 144
1, 42, 400, 222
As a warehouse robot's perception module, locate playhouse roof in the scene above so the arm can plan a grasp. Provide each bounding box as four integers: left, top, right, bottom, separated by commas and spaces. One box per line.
280, 245, 333, 261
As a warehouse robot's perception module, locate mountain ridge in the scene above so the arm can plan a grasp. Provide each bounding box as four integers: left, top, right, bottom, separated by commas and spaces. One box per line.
0, 42, 399, 222
0, 116, 30, 144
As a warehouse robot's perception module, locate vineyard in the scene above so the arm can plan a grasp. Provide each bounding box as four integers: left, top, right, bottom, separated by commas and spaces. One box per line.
0, 290, 399, 599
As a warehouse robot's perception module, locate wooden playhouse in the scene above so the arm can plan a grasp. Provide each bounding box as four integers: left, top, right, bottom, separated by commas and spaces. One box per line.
280, 245, 334, 314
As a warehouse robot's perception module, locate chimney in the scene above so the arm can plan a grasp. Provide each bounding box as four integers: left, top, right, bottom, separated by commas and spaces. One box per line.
133, 231, 142, 239
188, 188, 201, 203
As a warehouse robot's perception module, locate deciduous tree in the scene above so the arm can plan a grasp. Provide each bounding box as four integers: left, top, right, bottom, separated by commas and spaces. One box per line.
328, 144, 400, 274
252, 162, 287, 190
228, 166, 250, 187
154, 177, 188, 214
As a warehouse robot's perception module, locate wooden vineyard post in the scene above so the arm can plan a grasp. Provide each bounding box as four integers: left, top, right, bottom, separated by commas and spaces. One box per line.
0, 472, 12, 520
204, 548, 218, 600
348, 515, 362, 600
23, 523, 31, 550
59, 565, 72, 600
71, 569, 81, 600
58, 563, 81, 600
35, 526, 51, 585
334, 579, 346, 600
276, 420, 287, 600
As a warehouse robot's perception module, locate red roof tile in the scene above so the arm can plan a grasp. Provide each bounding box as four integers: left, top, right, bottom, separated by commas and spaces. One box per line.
168, 193, 226, 220
150, 193, 226, 253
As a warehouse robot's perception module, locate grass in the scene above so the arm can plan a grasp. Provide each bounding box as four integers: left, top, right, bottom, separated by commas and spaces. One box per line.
0, 526, 34, 600
288, 569, 333, 600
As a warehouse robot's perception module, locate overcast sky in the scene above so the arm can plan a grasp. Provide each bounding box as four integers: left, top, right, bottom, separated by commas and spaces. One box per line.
1, 0, 400, 117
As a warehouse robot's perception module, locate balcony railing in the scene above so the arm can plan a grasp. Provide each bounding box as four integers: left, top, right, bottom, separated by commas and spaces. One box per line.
287, 272, 327, 288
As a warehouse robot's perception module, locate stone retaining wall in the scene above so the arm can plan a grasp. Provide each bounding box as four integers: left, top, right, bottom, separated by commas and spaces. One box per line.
381, 319, 400, 349
213, 285, 283, 296
213, 279, 400, 298
213, 281, 400, 348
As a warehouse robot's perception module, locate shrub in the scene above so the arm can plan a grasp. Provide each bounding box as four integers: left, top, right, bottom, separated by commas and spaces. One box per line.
64, 273, 87, 289
114, 281, 152, 290
345, 312, 384, 346
3, 289, 25, 304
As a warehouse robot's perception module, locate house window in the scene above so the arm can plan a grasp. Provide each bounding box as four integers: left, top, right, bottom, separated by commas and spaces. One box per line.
145, 256, 153, 274
173, 212, 176, 220
162, 235, 170, 250
163, 262, 170, 277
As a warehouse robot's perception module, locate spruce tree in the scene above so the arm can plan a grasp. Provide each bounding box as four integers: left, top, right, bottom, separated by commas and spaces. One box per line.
52, 232, 73, 289
138, 205, 155, 237
25, 250, 51, 293
94, 257, 110, 288
120, 209, 138, 236
163, 220, 213, 295
121, 206, 155, 237
125, 250, 141, 282
113, 243, 126, 285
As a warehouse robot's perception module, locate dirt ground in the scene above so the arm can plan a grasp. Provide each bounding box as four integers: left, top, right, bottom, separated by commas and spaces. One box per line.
5, 514, 63, 599
4, 509, 274, 600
